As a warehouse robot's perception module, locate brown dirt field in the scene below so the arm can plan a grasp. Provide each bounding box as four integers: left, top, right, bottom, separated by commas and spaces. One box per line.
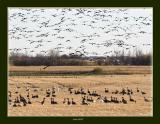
8, 71, 152, 116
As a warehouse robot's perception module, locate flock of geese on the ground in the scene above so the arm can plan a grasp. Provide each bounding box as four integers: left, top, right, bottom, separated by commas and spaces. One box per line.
9, 8, 152, 56
8, 85, 152, 107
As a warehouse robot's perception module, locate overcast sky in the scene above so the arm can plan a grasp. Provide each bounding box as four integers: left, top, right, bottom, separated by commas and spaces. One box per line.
8, 7, 152, 57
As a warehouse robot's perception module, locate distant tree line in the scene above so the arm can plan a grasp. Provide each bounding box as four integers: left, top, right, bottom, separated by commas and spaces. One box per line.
9, 49, 151, 66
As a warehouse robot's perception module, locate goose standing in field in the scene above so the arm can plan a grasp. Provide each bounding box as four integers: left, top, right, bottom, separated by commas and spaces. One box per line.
81, 91, 86, 95
8, 91, 12, 97
52, 88, 56, 97
8, 91, 12, 105
71, 98, 76, 105
41, 97, 45, 105
97, 95, 103, 101
46, 89, 51, 97
87, 89, 91, 94
69, 89, 73, 94
74, 90, 78, 95
13, 99, 17, 107
15, 91, 19, 94
68, 87, 73, 91
105, 88, 109, 93
27, 98, 32, 104
63, 98, 66, 104
127, 87, 130, 93
52, 87, 56, 94
32, 94, 38, 98
91, 91, 100, 96
115, 97, 120, 103
141, 91, 146, 95
33, 89, 38, 92
51, 97, 58, 104
112, 89, 119, 94
27, 92, 30, 98
144, 97, 150, 102
130, 89, 133, 95
129, 95, 136, 103
82, 96, 86, 101
80, 87, 84, 92
19, 94, 27, 106
87, 96, 94, 102
110, 96, 114, 103
81, 99, 88, 105
120, 88, 126, 95
122, 97, 127, 104
26, 87, 30, 91
8, 98, 12, 105
80, 87, 86, 95
67, 98, 71, 105
103, 96, 110, 103
126, 87, 131, 95
136, 87, 140, 92
15, 96, 20, 103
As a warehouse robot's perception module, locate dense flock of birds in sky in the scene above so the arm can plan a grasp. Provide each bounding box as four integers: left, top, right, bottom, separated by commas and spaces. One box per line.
8, 8, 152, 57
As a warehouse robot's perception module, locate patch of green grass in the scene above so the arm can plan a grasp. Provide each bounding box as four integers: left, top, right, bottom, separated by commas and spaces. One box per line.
9, 71, 97, 76
92, 67, 104, 74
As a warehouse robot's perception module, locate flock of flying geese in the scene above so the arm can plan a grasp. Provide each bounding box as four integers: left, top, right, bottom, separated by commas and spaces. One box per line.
9, 8, 152, 57
8, 85, 152, 107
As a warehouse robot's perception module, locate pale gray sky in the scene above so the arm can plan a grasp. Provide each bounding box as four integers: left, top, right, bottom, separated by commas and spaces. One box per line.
8, 8, 152, 57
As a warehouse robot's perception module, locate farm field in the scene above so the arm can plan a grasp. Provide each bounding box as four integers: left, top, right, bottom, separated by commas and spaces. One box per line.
10, 66, 151, 73
8, 66, 152, 116
8, 7, 153, 117
9, 66, 151, 76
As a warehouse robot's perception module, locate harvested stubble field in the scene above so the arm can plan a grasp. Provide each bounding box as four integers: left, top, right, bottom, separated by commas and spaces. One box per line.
10, 66, 151, 73
8, 66, 152, 116
9, 66, 151, 76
